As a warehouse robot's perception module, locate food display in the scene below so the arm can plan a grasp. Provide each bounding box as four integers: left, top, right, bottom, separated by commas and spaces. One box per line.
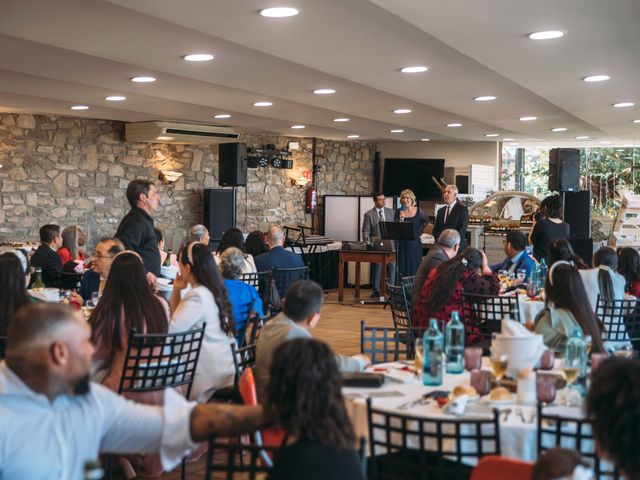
469, 191, 540, 229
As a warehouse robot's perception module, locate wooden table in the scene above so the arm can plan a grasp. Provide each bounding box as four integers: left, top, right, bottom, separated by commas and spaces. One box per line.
338, 249, 396, 302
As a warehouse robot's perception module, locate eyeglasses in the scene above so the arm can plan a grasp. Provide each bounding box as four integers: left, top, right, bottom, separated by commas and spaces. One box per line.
92, 253, 114, 259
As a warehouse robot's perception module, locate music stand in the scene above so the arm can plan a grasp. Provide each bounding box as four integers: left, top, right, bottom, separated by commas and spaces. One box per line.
379, 221, 414, 286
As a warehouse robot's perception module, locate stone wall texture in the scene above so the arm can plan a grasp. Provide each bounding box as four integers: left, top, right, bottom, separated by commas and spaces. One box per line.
0, 113, 376, 249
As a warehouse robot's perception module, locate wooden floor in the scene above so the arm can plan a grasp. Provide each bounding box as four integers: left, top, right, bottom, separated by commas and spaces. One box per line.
156, 288, 392, 480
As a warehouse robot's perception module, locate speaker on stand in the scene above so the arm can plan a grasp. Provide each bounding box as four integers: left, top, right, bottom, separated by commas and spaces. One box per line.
203, 189, 236, 250
218, 143, 247, 187
549, 148, 580, 192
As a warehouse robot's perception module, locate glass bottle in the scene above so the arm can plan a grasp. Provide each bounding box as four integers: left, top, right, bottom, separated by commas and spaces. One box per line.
445, 311, 465, 374
32, 267, 45, 289
423, 318, 443, 386
527, 263, 540, 297
566, 330, 587, 378
162, 249, 172, 267
539, 259, 548, 288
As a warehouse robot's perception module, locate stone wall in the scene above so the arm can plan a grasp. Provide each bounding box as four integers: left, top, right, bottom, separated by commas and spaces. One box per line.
0, 113, 376, 250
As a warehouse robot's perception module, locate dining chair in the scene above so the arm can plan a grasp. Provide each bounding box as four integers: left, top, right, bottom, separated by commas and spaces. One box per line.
204, 437, 279, 480
270, 265, 309, 298
461, 291, 520, 349
367, 398, 501, 480
360, 321, 413, 364
387, 283, 413, 330
400, 275, 415, 310
595, 296, 640, 351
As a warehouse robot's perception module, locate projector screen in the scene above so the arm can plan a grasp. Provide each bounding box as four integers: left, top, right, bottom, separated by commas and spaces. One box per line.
382, 158, 445, 201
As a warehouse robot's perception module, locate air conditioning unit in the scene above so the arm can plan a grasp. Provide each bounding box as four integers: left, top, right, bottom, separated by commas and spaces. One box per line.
125, 121, 240, 144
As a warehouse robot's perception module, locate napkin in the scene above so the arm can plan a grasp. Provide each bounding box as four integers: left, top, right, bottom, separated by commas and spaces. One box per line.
492, 319, 545, 377
500, 318, 533, 337
444, 395, 469, 416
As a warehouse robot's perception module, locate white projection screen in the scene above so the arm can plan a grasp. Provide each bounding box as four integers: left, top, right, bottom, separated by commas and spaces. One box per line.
324, 195, 396, 242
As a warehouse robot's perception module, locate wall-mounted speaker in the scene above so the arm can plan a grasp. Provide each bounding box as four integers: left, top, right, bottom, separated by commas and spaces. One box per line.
549, 148, 580, 192
219, 143, 247, 186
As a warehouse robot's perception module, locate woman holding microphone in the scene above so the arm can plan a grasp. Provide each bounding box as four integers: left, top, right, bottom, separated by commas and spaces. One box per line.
395, 189, 430, 279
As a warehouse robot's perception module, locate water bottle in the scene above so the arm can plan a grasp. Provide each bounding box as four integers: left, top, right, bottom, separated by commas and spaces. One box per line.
539, 259, 548, 288
445, 311, 465, 374
423, 318, 443, 386
566, 330, 587, 378
527, 263, 540, 297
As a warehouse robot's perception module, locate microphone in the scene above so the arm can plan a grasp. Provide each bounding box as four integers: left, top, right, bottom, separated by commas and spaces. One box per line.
399, 204, 406, 222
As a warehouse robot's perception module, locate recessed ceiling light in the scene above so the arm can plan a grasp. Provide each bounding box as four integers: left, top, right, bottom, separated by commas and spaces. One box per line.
447, 123, 462, 127
634, 120, 640, 124
157, 136, 174, 141
130, 76, 156, 83
485, 133, 499, 137
583, 75, 610, 82
519, 116, 537, 121
420, 138, 430, 142
474, 96, 496, 102
529, 30, 564, 40
313, 88, 335, 95
70, 105, 89, 110
601, 141, 611, 144
183, 53, 214, 62
253, 101, 273, 107
214, 114, 231, 119
400, 66, 428, 73
551, 127, 568, 132
393, 108, 412, 114
576, 136, 590, 140
105, 96, 126, 101
613, 102, 635, 108
347, 135, 360, 139
259, 7, 299, 17
503, 138, 514, 141
290, 125, 305, 129
333, 118, 350, 122
390, 129, 404, 133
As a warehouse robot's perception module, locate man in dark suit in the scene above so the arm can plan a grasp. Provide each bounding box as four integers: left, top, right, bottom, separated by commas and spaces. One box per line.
362, 192, 395, 297
490, 229, 536, 281
255, 226, 305, 271
411, 229, 460, 303
432, 185, 469, 250
30, 224, 63, 288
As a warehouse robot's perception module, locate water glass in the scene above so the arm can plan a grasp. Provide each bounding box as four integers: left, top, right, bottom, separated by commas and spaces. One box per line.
490, 354, 509, 382
536, 374, 557, 404
91, 291, 100, 306
470, 369, 492, 396
464, 347, 483, 371
590, 352, 609, 374
516, 269, 526, 283
538, 349, 555, 370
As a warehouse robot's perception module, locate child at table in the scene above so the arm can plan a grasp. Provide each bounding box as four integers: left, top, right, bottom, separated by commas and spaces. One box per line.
532, 447, 594, 480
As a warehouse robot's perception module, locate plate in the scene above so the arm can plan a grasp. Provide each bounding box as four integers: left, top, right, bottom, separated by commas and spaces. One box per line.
481, 394, 515, 405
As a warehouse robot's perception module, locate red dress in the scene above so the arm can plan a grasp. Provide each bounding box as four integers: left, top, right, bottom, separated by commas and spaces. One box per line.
628, 279, 640, 298
413, 267, 500, 336
58, 247, 85, 265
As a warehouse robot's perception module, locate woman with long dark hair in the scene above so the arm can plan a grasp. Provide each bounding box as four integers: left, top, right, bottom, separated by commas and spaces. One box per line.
244, 230, 269, 259
548, 239, 588, 269
170, 242, 236, 402
213, 227, 257, 273
529, 195, 570, 264
617, 247, 640, 297
266, 338, 365, 480
579, 247, 625, 311
58, 225, 85, 265
413, 247, 499, 329
0, 251, 34, 336
535, 261, 604, 354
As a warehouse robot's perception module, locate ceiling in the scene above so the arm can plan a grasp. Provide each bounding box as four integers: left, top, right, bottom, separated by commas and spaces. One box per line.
0, 0, 639, 145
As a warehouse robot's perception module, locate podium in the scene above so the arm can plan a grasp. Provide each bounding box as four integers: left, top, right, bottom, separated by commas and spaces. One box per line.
379, 221, 415, 284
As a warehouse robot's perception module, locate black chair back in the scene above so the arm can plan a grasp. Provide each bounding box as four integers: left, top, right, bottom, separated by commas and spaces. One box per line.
387, 284, 413, 329
118, 326, 206, 399
537, 404, 619, 479
595, 296, 640, 350
271, 266, 309, 297
461, 291, 519, 347
59, 271, 82, 291
205, 437, 276, 479
0, 336, 5, 360
360, 321, 427, 363
400, 275, 415, 310
231, 342, 257, 382
367, 398, 500, 480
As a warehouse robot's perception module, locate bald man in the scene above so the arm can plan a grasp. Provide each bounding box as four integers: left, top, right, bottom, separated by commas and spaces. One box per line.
0, 303, 264, 479
254, 225, 304, 272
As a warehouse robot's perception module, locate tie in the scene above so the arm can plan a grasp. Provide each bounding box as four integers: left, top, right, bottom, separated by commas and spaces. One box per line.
444, 205, 450, 223
378, 209, 384, 222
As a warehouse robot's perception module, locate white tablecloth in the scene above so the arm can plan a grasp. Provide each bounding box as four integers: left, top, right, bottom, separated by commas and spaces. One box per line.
517, 294, 545, 323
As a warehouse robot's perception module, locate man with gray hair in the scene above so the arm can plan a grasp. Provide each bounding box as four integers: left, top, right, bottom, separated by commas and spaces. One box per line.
411, 229, 460, 303
254, 225, 304, 272
432, 184, 469, 250
187, 224, 210, 247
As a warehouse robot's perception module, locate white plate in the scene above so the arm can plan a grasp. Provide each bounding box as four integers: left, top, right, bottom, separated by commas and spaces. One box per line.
481, 394, 515, 405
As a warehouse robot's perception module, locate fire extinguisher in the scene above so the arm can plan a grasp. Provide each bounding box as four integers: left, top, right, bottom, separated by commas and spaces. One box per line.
306, 186, 317, 213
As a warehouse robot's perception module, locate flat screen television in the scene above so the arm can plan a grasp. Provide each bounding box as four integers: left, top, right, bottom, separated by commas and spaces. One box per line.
382, 158, 445, 200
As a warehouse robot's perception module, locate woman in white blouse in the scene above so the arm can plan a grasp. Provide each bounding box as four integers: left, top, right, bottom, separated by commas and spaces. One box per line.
579, 246, 626, 312
169, 241, 236, 402
213, 227, 257, 274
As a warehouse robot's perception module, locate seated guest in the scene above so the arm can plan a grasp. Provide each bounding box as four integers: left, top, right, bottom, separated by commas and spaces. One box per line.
255, 280, 369, 401
79, 238, 124, 302
587, 358, 640, 480
534, 262, 604, 355
89, 251, 169, 478
187, 223, 210, 246
579, 247, 626, 311
169, 242, 236, 402
154, 228, 178, 269
219, 247, 264, 344
532, 447, 593, 480
57, 225, 85, 265
30, 223, 63, 287
0, 303, 265, 479
266, 338, 366, 480
214, 227, 257, 274
490, 229, 536, 281
413, 248, 499, 330
254, 225, 304, 272
617, 247, 640, 297
548, 239, 588, 269
244, 230, 269, 259
411, 229, 460, 304
529, 194, 571, 264
0, 251, 36, 336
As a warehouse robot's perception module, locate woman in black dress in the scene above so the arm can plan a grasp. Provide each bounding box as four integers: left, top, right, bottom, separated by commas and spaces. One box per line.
395, 188, 429, 279
529, 194, 570, 264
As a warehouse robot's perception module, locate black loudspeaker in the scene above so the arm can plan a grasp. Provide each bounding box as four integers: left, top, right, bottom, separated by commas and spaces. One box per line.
219, 143, 247, 186
569, 238, 594, 266
455, 175, 469, 194
563, 190, 591, 238
549, 148, 580, 191
203, 189, 236, 247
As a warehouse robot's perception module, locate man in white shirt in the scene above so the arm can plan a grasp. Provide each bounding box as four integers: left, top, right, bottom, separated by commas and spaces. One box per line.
0, 303, 264, 480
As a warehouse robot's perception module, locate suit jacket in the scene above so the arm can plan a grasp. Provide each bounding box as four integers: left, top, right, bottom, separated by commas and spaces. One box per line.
30, 244, 62, 288
432, 201, 469, 249
255, 246, 305, 272
411, 244, 449, 303
490, 251, 536, 280
115, 207, 161, 276
362, 206, 395, 243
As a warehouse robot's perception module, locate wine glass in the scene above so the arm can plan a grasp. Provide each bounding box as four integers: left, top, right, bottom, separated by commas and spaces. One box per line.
562, 355, 581, 405
491, 354, 509, 383
584, 335, 593, 356
516, 269, 526, 284
498, 270, 508, 289
413, 342, 424, 377
90, 291, 100, 308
